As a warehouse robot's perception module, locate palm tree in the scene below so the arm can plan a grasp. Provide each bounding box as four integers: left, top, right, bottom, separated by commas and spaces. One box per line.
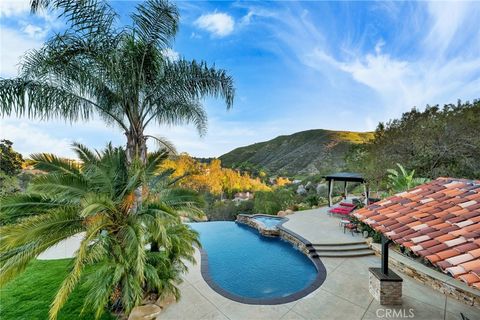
0, 0, 234, 164
0, 143, 203, 319
387, 163, 429, 193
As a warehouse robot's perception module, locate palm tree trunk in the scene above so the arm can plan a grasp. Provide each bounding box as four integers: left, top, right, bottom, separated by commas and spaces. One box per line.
126, 129, 147, 165
126, 128, 148, 214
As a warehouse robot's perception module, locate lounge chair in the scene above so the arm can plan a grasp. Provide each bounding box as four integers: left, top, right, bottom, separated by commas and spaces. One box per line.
329, 205, 356, 215
339, 202, 355, 207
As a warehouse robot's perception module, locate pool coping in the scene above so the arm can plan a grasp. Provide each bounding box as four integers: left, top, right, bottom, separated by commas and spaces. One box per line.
197, 215, 327, 305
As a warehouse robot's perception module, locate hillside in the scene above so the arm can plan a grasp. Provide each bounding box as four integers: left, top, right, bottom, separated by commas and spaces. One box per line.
219, 129, 374, 176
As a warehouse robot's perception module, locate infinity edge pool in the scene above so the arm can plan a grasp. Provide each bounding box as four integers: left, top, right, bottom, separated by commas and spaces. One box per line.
194, 218, 327, 305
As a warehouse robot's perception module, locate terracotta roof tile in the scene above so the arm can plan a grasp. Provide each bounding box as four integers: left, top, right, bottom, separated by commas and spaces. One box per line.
453, 243, 479, 254
356, 177, 480, 290
459, 273, 480, 285
436, 249, 459, 260
444, 237, 466, 247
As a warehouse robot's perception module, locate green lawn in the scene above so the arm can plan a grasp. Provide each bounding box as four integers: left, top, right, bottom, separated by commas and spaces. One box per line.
0, 259, 115, 320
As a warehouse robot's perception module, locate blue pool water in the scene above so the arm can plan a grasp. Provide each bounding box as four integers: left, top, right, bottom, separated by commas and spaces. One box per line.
252, 216, 285, 229
189, 222, 319, 301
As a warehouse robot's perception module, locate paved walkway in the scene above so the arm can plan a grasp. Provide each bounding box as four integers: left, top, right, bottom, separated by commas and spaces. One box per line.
161, 209, 480, 320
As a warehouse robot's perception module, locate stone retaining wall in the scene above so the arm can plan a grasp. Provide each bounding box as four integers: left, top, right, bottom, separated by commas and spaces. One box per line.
369, 242, 480, 309
277, 228, 310, 254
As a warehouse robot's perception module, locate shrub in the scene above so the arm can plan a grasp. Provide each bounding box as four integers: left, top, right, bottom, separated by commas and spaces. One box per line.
253, 189, 294, 215
305, 194, 319, 207
360, 222, 382, 243
205, 200, 254, 221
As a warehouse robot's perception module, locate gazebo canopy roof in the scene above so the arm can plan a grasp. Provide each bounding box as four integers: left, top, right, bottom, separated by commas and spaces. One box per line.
354, 177, 480, 289
324, 172, 365, 183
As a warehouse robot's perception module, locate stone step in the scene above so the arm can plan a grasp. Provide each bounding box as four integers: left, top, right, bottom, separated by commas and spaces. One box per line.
310, 240, 367, 247
312, 244, 370, 252
312, 249, 375, 258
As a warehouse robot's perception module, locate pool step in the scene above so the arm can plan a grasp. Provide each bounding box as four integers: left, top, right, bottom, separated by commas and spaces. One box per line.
308, 240, 374, 258
309, 240, 366, 247
312, 243, 370, 252
311, 249, 375, 258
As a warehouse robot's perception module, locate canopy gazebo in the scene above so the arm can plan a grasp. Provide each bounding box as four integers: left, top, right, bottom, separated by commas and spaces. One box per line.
324, 172, 368, 207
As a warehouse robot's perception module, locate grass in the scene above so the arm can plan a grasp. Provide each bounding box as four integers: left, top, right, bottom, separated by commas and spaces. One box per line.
0, 259, 115, 320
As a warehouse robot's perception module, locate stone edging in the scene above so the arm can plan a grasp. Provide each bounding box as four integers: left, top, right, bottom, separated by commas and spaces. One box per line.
236, 214, 283, 236
198, 215, 327, 305
369, 242, 480, 309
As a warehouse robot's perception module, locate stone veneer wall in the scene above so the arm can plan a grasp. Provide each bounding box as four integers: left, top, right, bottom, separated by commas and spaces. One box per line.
369, 268, 403, 305
236, 214, 312, 253
369, 242, 480, 309
236, 214, 280, 237
277, 228, 310, 254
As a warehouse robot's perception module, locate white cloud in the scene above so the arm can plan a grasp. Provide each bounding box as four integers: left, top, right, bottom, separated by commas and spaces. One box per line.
269, 2, 480, 120
0, 1, 30, 17
22, 24, 48, 38
0, 120, 74, 158
424, 2, 473, 56
194, 12, 235, 37
0, 26, 43, 77
161, 48, 179, 61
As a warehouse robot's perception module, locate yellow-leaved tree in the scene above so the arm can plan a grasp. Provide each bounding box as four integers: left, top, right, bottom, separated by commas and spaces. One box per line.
160, 154, 270, 196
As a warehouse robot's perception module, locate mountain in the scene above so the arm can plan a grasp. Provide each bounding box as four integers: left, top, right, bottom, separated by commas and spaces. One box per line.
219, 129, 374, 176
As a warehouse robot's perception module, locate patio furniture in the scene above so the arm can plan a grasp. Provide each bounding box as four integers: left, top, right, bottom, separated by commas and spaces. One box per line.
329, 205, 356, 215
344, 222, 358, 235
339, 202, 355, 207
339, 219, 351, 228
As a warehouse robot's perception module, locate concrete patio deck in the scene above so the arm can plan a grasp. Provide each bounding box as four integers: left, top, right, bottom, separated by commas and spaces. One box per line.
161, 208, 480, 320
281, 206, 366, 244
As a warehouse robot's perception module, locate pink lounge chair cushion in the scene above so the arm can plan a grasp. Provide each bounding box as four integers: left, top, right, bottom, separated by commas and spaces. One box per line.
329, 208, 352, 214
339, 202, 356, 207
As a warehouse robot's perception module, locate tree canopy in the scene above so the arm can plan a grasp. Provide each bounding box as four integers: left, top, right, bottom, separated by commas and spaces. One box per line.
0, 140, 24, 176
346, 100, 480, 186
0, 0, 234, 163
160, 154, 270, 196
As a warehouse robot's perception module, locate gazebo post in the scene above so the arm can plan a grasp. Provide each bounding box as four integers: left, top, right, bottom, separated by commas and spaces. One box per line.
344, 181, 348, 198
363, 183, 368, 205
328, 179, 334, 207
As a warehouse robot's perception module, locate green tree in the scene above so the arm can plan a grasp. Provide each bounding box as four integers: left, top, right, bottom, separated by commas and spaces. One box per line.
346, 100, 480, 183
387, 164, 429, 193
0, 0, 234, 165
0, 140, 23, 176
253, 189, 294, 215
0, 144, 203, 319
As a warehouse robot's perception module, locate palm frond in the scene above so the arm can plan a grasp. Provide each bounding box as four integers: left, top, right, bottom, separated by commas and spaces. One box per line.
145, 135, 177, 155
0, 79, 96, 122
131, 0, 179, 49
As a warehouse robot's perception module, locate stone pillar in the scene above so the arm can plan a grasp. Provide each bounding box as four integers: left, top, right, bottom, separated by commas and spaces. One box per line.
369, 267, 403, 305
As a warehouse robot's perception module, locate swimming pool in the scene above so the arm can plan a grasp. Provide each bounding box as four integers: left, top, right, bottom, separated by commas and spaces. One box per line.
251, 216, 285, 229
189, 221, 326, 304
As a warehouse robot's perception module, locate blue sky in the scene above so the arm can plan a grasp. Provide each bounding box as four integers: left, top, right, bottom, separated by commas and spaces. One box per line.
1, 1, 479, 158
